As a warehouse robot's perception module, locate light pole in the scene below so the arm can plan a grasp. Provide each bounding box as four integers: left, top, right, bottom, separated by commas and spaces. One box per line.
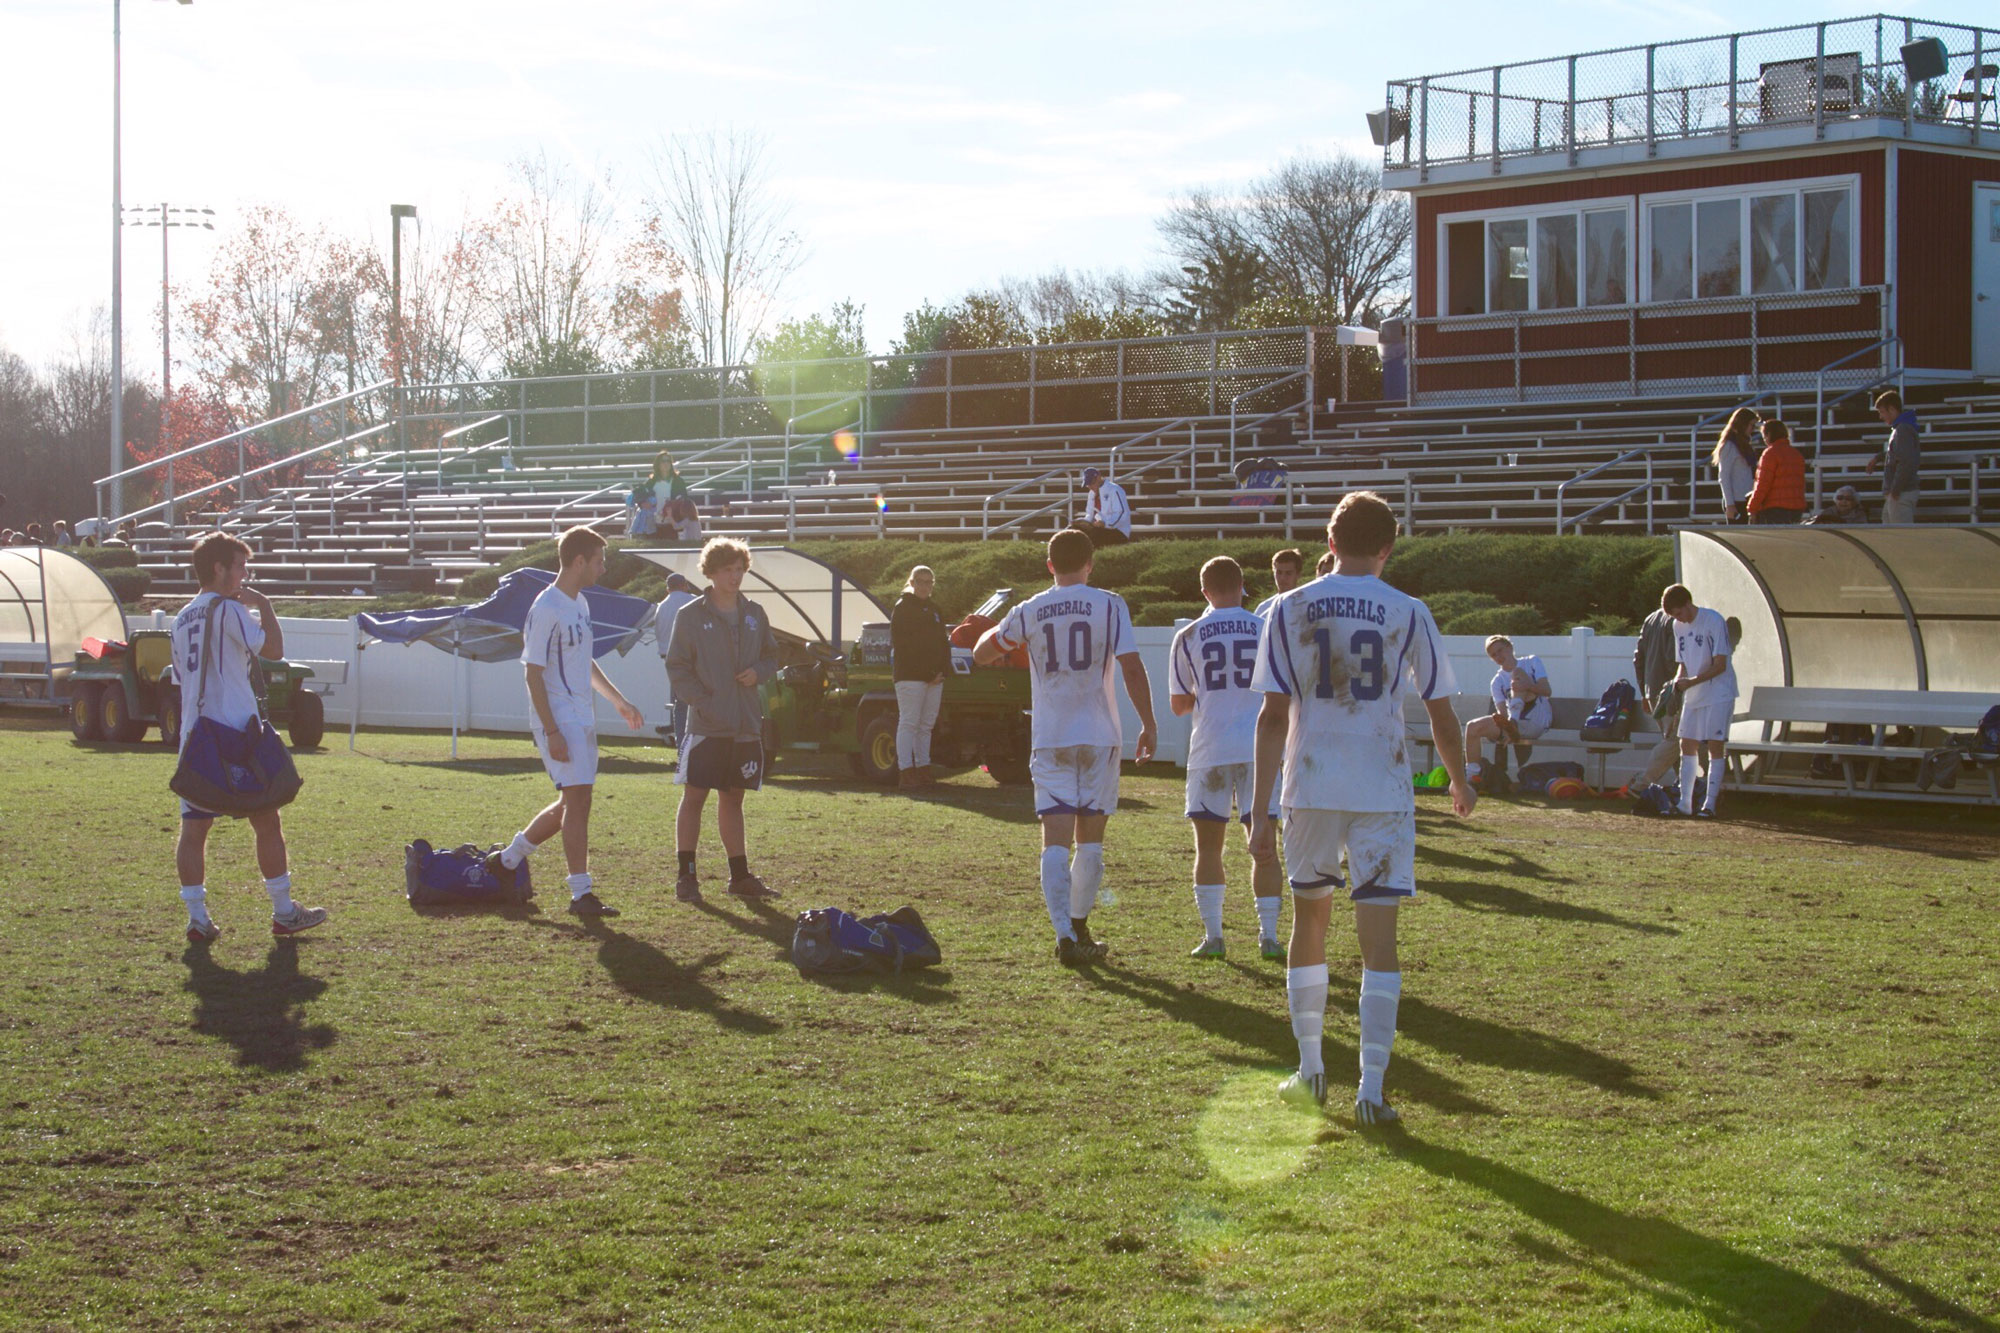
122, 203, 214, 451
390, 204, 417, 391
109, 0, 194, 521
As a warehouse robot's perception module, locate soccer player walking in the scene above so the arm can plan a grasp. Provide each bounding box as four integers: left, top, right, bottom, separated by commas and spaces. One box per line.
172, 532, 328, 943
665, 538, 782, 903
1169, 556, 1285, 961
489, 526, 646, 918
1254, 549, 1304, 617
1250, 492, 1475, 1126
975, 528, 1157, 965
1662, 583, 1736, 818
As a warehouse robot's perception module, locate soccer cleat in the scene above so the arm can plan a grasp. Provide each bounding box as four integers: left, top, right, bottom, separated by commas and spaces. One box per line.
1278, 1070, 1327, 1111
270, 905, 328, 937
727, 874, 779, 901
1695, 807, 1716, 820
1189, 936, 1226, 960
1260, 936, 1286, 961
1353, 1096, 1402, 1128
566, 892, 619, 919
1056, 935, 1079, 967
675, 870, 701, 903
185, 919, 220, 945
1070, 919, 1107, 962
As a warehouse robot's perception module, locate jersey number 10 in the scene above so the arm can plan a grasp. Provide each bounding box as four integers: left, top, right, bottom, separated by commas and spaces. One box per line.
1042, 621, 1093, 673
1312, 627, 1386, 701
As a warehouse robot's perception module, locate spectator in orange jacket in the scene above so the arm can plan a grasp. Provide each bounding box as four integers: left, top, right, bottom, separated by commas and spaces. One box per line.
1747, 418, 1805, 525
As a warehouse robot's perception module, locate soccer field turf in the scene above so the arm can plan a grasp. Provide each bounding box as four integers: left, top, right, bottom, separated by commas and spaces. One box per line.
2, 715, 1996, 1331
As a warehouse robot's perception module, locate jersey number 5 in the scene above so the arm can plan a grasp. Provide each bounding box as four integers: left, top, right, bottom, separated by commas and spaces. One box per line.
1312, 627, 1386, 701
1201, 638, 1256, 691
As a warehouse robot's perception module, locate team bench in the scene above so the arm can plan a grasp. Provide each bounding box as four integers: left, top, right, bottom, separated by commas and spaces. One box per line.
1727, 686, 1999, 804
1404, 693, 1663, 789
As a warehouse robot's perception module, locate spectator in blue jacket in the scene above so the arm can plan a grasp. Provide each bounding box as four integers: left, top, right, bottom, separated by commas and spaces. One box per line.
1867, 391, 1920, 524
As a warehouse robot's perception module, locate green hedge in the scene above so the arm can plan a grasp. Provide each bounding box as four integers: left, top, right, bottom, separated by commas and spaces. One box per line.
374, 532, 1675, 635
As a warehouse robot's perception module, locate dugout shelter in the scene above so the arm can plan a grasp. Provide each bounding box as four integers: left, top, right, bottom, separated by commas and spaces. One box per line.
0, 546, 127, 707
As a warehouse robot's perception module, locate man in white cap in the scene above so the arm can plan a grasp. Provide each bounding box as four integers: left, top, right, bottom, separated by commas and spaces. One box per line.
1074, 467, 1132, 548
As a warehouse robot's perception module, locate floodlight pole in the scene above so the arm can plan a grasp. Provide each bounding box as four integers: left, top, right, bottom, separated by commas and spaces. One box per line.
390, 204, 417, 459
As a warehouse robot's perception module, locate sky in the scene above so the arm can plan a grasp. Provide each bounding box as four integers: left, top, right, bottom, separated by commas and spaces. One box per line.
0, 0, 1962, 375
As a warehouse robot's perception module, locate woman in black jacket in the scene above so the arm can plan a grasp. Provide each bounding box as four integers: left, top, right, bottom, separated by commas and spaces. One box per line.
890, 564, 951, 788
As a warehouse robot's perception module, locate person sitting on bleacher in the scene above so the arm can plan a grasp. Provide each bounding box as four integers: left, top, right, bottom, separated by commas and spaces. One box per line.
628, 451, 691, 538
1074, 468, 1132, 548
1805, 485, 1871, 526
1463, 635, 1550, 788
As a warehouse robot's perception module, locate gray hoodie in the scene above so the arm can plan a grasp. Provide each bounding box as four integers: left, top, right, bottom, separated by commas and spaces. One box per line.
664, 591, 779, 741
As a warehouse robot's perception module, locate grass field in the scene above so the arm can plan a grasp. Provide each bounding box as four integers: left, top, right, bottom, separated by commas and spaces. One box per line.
2, 713, 1996, 1331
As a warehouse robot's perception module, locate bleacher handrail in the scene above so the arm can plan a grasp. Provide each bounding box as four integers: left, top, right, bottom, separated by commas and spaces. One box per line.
1227, 371, 1310, 473
782, 395, 864, 489
982, 466, 1077, 540
1812, 335, 1905, 510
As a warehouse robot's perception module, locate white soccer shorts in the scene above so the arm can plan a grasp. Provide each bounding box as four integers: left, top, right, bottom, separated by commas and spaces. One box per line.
1508, 705, 1552, 741
1678, 699, 1734, 744
1031, 744, 1121, 819
1282, 808, 1418, 904
1185, 762, 1280, 824
532, 716, 599, 789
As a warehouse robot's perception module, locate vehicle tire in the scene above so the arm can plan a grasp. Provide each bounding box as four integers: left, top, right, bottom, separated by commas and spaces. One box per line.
289, 689, 326, 750
983, 754, 1032, 786
857, 711, 899, 785
71, 684, 105, 742
158, 690, 182, 749
101, 686, 146, 743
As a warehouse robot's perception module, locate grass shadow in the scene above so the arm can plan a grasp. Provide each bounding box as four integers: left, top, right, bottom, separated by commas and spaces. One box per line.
1085, 961, 1495, 1116
180, 939, 336, 1072
531, 919, 779, 1035
1390, 1136, 1951, 1332
1424, 877, 1679, 938
1417, 843, 1567, 883
384, 754, 665, 778
692, 896, 795, 955
1830, 1244, 1998, 1332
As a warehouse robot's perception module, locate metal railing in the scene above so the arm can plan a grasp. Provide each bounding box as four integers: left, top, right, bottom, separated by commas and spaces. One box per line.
1556, 448, 1661, 534
1812, 336, 1905, 509
1386, 15, 2000, 178
1227, 371, 1309, 473
1408, 286, 1889, 405
782, 396, 863, 489
549, 482, 635, 537
982, 467, 1077, 540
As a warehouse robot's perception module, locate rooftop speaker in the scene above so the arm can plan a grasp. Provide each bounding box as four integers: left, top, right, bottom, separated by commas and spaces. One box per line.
1367, 107, 1410, 147
1901, 36, 1948, 84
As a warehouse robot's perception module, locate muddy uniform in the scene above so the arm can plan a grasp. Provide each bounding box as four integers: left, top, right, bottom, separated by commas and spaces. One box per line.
1252, 573, 1456, 903
992, 583, 1135, 817
1170, 604, 1280, 823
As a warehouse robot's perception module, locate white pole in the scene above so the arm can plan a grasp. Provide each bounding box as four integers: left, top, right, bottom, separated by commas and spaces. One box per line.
110, 0, 124, 517
348, 618, 362, 751
451, 627, 461, 760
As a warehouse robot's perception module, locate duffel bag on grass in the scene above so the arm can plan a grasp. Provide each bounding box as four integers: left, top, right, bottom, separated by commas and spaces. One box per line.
1516, 760, 1586, 795
792, 906, 942, 976
405, 840, 532, 908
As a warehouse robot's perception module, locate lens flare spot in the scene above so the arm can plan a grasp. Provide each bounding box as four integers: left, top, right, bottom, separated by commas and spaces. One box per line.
875, 493, 889, 513
1195, 1069, 1324, 1187
833, 430, 859, 459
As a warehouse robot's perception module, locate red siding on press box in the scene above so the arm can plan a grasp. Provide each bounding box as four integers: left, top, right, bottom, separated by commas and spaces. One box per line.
1896, 149, 2000, 372
1413, 148, 1888, 319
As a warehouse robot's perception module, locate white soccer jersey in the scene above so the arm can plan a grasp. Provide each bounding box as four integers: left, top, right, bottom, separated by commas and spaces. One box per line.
1170, 604, 1266, 770
1675, 606, 1737, 707
1251, 572, 1457, 813
655, 590, 696, 658
1488, 653, 1550, 723
170, 592, 266, 741
994, 583, 1134, 750
522, 582, 596, 722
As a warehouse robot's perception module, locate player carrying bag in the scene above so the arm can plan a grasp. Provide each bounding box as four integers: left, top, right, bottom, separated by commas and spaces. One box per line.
169, 599, 302, 816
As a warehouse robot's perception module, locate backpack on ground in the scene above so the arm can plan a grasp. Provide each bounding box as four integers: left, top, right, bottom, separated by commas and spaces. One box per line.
1516, 759, 1586, 794
404, 840, 532, 908
1626, 775, 1703, 815
792, 906, 942, 976
1580, 679, 1638, 742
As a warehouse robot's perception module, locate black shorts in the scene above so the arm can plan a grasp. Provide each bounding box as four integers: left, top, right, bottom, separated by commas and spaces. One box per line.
679, 735, 765, 791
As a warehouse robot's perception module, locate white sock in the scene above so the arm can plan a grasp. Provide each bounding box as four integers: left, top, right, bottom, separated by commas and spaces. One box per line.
1070, 843, 1104, 920
1678, 756, 1699, 814
180, 885, 211, 926
1358, 969, 1403, 1104
567, 872, 592, 901
1703, 757, 1726, 812
263, 874, 294, 915
1287, 963, 1329, 1078
1255, 894, 1281, 942
1193, 883, 1225, 940
1040, 847, 1073, 940
501, 831, 534, 870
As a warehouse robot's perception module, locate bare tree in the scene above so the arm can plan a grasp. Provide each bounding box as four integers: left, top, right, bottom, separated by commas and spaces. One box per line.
182, 204, 349, 420
643, 129, 803, 369
480, 153, 618, 377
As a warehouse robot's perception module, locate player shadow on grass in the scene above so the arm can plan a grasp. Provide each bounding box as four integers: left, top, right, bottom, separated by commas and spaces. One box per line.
385, 754, 665, 779
180, 939, 336, 1073
1083, 962, 1496, 1116
531, 919, 779, 1035
1386, 1136, 1970, 1333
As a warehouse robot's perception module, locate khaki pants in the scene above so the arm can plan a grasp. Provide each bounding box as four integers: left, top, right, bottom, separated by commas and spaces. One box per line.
1634, 707, 1682, 790
1881, 492, 1916, 525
